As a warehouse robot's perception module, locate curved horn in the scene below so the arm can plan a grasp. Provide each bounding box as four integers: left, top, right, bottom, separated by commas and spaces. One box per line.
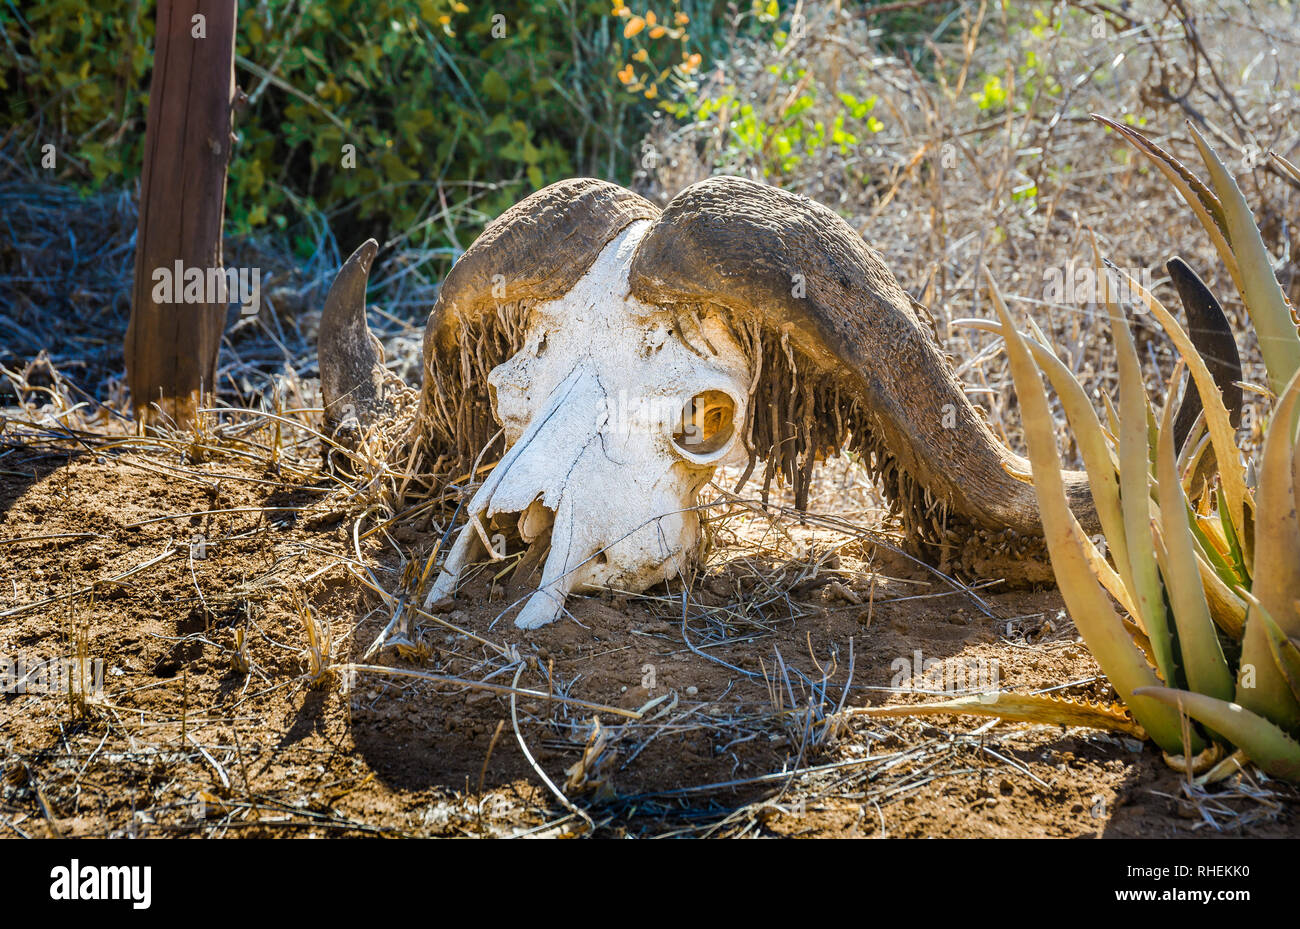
628, 175, 1096, 544
319, 238, 387, 434
420, 178, 660, 465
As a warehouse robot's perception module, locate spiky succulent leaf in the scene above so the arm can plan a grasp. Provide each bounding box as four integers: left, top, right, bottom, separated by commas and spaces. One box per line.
1116, 265, 1254, 570
1095, 243, 1176, 684
1236, 369, 1300, 728
1187, 123, 1300, 396
1092, 114, 1242, 295
1155, 362, 1234, 702
984, 269, 1190, 753
1134, 686, 1300, 780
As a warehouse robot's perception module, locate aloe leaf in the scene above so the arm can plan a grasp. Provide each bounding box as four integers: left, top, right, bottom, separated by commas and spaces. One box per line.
1270, 150, 1300, 186
1187, 122, 1300, 396
1092, 114, 1242, 295
1251, 366, 1300, 637
1156, 362, 1234, 702
956, 316, 1131, 592
1177, 421, 1210, 488
1101, 391, 1121, 442
1134, 686, 1300, 781
1237, 369, 1300, 728
1194, 548, 1248, 639
1215, 485, 1249, 582
984, 269, 1190, 753
1188, 511, 1239, 587
1190, 121, 1300, 394
1245, 592, 1300, 706
1113, 263, 1254, 568
1093, 240, 1176, 685
1166, 257, 1244, 452
849, 692, 1145, 736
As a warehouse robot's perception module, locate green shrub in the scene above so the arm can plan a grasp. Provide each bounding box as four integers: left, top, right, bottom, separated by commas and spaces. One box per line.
1, 0, 723, 256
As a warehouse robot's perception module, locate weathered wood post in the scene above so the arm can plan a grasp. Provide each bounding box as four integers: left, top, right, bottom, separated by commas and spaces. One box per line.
126, 0, 239, 428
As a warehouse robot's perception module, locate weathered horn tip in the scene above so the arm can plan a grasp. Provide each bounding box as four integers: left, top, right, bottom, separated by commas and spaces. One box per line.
322, 238, 380, 327
353, 237, 379, 272
320, 238, 387, 437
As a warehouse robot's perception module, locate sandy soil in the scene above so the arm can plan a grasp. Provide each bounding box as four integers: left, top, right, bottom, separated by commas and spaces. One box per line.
1, 443, 1295, 838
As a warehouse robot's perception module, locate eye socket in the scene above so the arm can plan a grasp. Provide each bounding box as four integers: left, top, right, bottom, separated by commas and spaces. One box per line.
672, 390, 737, 458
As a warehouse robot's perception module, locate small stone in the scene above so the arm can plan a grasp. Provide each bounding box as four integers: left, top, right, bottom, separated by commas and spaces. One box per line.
392, 525, 418, 543
685, 685, 698, 696
827, 581, 861, 605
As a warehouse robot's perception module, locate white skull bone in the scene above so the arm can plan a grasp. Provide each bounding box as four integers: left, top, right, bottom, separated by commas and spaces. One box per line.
321, 179, 1118, 628
424, 220, 753, 629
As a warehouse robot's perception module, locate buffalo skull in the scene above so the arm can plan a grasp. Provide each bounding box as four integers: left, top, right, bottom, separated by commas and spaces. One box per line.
321, 177, 1125, 629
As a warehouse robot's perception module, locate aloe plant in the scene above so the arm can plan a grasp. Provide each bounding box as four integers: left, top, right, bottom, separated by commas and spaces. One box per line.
847, 118, 1300, 782
981, 119, 1300, 778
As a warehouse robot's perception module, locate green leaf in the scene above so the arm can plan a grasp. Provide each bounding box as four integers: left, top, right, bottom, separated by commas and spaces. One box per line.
1248, 593, 1300, 706
1117, 265, 1254, 569
1098, 250, 1176, 687
1187, 122, 1300, 396
1134, 686, 1300, 780
983, 269, 1190, 754
1155, 362, 1234, 703
1236, 369, 1300, 728
1092, 114, 1242, 297
482, 68, 510, 103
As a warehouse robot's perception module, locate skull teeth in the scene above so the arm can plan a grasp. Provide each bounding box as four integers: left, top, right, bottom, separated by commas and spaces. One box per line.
423, 500, 572, 631
517, 499, 554, 543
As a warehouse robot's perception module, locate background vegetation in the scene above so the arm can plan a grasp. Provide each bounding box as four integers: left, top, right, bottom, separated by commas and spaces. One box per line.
2, 0, 1300, 835
1, 2, 966, 253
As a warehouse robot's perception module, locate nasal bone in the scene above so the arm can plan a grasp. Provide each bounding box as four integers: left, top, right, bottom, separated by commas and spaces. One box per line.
423, 366, 601, 608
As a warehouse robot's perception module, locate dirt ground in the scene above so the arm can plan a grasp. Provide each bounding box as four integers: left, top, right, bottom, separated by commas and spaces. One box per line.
1, 429, 1295, 840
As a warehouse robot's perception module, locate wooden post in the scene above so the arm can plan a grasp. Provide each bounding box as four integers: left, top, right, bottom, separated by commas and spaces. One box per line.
126, 0, 238, 428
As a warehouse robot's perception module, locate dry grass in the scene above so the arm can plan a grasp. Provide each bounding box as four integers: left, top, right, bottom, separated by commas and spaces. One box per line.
636, 0, 1300, 464
2, 0, 1298, 838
